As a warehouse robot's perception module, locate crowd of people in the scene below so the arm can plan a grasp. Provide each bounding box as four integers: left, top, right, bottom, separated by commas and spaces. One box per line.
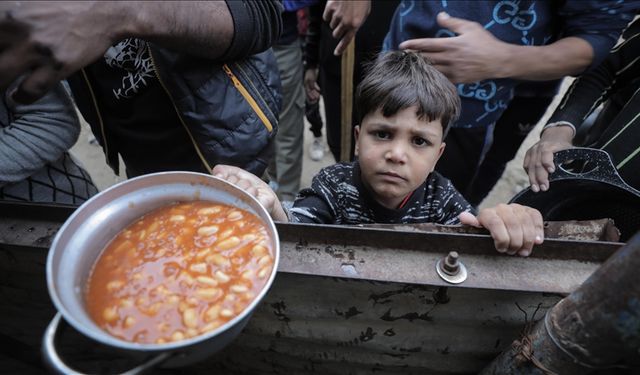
0, 0, 638, 256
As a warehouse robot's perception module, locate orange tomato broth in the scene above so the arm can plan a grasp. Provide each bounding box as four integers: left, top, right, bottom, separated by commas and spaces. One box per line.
85, 201, 274, 344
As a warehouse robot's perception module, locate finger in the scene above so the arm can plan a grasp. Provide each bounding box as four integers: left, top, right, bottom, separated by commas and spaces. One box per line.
234, 178, 253, 191
436, 11, 478, 34
540, 148, 556, 174
313, 82, 321, 92
517, 206, 536, 256
12, 63, 60, 104
523, 149, 531, 173
225, 174, 240, 186
530, 208, 544, 244
322, 4, 335, 23
457, 211, 481, 228
246, 186, 258, 198
535, 147, 549, 191
332, 22, 347, 40
478, 208, 510, 253
399, 38, 449, 53
526, 151, 541, 193
211, 165, 229, 179
518, 206, 544, 257
496, 205, 524, 255
334, 30, 355, 56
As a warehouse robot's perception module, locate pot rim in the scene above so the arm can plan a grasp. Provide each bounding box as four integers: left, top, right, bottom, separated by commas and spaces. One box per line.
46, 171, 280, 352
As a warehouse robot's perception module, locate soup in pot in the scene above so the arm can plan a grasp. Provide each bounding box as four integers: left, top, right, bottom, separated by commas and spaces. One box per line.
85, 201, 275, 344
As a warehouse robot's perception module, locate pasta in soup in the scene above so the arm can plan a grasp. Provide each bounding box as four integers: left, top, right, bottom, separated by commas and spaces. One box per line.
85, 201, 274, 344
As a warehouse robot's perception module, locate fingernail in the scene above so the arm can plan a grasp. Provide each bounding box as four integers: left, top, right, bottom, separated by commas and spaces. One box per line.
518, 249, 531, 257
547, 166, 555, 173
497, 248, 507, 253
535, 235, 542, 243
531, 184, 539, 192
439, 11, 450, 19
540, 184, 547, 191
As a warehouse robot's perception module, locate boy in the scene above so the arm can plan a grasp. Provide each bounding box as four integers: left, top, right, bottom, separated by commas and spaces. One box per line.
214, 51, 544, 256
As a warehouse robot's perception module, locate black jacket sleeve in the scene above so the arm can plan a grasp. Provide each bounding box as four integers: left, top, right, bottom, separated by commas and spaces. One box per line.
223, 0, 283, 61
303, 2, 323, 69
548, 19, 640, 130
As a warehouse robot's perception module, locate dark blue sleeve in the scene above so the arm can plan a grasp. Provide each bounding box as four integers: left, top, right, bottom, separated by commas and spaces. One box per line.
557, 1, 638, 71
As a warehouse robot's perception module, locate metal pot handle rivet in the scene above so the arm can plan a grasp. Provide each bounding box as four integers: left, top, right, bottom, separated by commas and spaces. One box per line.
42, 313, 173, 375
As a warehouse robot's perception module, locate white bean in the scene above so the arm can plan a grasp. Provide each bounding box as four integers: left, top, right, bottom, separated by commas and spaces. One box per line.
197, 225, 219, 236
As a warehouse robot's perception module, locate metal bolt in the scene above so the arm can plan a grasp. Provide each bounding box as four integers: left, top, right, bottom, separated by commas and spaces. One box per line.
435, 251, 467, 284
442, 251, 460, 275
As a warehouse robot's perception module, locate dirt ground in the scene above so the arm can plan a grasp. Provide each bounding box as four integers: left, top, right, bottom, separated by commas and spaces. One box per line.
70, 79, 571, 209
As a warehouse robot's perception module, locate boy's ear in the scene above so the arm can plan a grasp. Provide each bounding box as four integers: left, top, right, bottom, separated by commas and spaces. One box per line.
431, 142, 446, 172
354, 125, 361, 156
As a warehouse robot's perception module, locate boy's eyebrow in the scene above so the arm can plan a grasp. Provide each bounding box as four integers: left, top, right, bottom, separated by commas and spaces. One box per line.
366, 121, 441, 138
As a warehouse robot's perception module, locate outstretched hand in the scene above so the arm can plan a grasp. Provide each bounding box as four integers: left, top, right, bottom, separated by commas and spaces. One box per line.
323, 0, 371, 56
212, 165, 288, 222
523, 126, 574, 192
458, 203, 544, 256
399, 12, 511, 83
0, 2, 125, 103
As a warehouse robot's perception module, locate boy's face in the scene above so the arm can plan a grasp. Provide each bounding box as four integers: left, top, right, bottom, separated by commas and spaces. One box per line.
355, 106, 445, 209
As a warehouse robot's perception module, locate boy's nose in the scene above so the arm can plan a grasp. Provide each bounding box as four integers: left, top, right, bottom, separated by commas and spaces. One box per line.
385, 143, 407, 163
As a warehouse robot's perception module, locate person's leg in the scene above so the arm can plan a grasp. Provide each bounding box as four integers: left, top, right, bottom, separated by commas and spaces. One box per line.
269, 40, 305, 201
306, 99, 326, 161
306, 100, 323, 138
319, 67, 342, 162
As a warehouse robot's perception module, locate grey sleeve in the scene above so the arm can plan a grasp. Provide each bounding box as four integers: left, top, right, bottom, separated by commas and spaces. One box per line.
0, 83, 81, 186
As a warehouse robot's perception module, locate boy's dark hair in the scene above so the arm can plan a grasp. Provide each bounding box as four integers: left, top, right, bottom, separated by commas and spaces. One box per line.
356, 50, 460, 138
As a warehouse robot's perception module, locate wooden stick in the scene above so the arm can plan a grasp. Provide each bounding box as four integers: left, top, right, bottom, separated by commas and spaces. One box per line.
340, 40, 355, 162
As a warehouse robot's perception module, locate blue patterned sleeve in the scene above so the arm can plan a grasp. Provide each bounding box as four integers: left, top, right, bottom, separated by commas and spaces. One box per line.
557, 1, 637, 71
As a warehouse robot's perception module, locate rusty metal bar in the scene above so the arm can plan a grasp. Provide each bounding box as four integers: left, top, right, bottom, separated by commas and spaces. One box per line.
480, 231, 640, 374
276, 222, 620, 294
0, 202, 623, 295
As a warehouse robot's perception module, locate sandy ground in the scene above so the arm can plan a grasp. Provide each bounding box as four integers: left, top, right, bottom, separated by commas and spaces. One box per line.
70, 79, 570, 208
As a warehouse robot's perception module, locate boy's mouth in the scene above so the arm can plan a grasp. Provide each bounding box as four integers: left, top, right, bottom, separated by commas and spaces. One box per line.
378, 171, 406, 181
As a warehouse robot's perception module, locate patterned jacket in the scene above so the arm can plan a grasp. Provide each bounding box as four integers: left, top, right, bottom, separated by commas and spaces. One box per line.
289, 162, 475, 225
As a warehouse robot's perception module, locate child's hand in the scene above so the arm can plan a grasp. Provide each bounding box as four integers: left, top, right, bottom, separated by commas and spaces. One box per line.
212, 165, 288, 222
458, 204, 544, 257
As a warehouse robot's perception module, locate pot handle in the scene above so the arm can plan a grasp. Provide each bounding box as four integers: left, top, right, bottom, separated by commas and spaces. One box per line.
551, 147, 630, 189
42, 313, 173, 375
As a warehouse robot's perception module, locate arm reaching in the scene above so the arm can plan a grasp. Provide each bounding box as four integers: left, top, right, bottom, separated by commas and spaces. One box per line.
0, 83, 80, 186
323, 0, 371, 56
399, 12, 593, 84
458, 203, 544, 257
523, 125, 575, 192
212, 165, 289, 222
0, 0, 282, 103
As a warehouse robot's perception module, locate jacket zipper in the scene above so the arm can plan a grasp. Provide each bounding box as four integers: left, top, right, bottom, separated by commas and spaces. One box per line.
223, 64, 274, 132
80, 69, 110, 168
233, 60, 277, 123
147, 45, 213, 173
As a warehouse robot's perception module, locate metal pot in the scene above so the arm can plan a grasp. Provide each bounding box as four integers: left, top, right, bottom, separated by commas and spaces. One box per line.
510, 148, 640, 241
43, 172, 280, 374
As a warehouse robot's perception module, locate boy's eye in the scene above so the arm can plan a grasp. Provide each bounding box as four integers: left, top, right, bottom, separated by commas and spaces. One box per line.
375, 131, 390, 140
413, 137, 429, 146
